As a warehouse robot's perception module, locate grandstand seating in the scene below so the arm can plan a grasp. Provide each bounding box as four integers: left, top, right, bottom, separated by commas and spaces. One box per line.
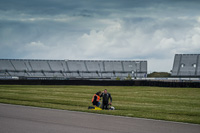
67, 60, 87, 71
104, 61, 123, 71
29, 60, 51, 71
171, 54, 200, 77
0, 60, 15, 71
48, 60, 67, 71
85, 61, 104, 72
0, 59, 147, 79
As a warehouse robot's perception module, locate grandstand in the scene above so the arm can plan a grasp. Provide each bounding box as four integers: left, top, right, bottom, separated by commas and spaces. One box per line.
171, 54, 200, 77
0, 59, 147, 80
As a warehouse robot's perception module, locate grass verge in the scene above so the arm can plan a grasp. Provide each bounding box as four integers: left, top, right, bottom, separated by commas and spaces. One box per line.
0, 85, 200, 124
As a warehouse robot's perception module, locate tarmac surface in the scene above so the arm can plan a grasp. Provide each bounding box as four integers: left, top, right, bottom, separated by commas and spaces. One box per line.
0, 103, 200, 133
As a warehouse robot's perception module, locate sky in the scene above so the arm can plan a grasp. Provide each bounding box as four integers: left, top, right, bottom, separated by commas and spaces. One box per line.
0, 0, 200, 73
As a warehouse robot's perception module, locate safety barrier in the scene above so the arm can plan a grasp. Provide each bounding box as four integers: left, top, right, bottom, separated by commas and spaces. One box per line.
0, 79, 199, 88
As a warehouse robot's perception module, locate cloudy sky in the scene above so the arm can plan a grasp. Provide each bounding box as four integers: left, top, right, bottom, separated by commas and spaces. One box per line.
0, 0, 200, 72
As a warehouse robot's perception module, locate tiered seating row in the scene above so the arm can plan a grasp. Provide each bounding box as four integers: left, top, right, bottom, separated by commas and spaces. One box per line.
0, 59, 147, 78
171, 54, 200, 76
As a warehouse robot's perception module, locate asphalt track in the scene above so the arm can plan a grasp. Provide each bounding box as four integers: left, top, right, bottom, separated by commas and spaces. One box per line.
0, 103, 200, 133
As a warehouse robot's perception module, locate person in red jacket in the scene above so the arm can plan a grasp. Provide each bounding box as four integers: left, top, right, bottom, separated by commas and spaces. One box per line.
92, 91, 101, 107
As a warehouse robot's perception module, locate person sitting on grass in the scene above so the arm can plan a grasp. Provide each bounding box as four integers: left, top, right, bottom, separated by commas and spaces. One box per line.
100, 89, 112, 110
92, 91, 101, 107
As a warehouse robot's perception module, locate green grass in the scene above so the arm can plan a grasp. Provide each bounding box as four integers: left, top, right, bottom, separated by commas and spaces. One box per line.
0, 85, 200, 124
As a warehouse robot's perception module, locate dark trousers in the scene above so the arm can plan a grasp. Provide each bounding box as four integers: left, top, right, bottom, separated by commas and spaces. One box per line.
92, 102, 101, 107
101, 102, 109, 110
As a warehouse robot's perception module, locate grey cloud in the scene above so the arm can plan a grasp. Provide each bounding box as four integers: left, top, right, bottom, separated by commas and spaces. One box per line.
1, 0, 198, 16
0, 0, 200, 71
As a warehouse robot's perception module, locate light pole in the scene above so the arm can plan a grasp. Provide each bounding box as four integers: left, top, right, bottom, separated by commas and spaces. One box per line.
128, 65, 133, 79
